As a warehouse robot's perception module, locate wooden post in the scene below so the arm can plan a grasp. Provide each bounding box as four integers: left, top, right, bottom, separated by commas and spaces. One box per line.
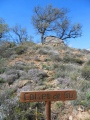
36, 107, 37, 120
46, 101, 51, 120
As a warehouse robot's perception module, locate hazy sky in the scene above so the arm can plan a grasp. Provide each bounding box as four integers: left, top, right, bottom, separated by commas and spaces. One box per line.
0, 0, 90, 49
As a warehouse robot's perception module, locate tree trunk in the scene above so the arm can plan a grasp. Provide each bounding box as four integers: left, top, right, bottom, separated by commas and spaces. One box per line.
41, 33, 44, 45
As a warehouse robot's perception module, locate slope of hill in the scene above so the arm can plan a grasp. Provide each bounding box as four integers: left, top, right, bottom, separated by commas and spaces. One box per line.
0, 37, 90, 120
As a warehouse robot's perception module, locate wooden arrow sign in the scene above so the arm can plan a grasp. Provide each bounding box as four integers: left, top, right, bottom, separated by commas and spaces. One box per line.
20, 90, 77, 120
20, 90, 77, 102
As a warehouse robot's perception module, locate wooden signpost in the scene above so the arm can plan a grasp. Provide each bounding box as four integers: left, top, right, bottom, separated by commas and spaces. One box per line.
20, 90, 77, 120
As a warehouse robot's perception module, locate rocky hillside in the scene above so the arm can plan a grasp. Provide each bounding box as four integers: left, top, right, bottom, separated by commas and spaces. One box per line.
0, 37, 90, 120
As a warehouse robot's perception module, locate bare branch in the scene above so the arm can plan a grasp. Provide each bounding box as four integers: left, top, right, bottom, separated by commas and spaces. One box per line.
12, 24, 28, 44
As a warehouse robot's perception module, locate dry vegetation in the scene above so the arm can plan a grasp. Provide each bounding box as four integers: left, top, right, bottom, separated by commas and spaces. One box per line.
0, 38, 90, 120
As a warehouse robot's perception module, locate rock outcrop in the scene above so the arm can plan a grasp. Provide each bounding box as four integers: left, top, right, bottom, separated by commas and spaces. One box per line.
44, 36, 64, 45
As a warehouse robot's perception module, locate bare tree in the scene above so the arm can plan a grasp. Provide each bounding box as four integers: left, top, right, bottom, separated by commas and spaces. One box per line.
0, 18, 9, 40
32, 5, 67, 44
32, 5, 82, 44
12, 24, 28, 44
54, 17, 82, 40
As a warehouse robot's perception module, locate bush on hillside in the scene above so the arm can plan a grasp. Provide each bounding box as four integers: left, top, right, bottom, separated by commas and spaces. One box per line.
15, 46, 27, 55
0, 41, 16, 49
37, 45, 54, 54
72, 92, 90, 108
0, 78, 5, 83
2, 48, 16, 58
63, 56, 84, 65
3, 100, 45, 120
52, 64, 70, 78
85, 60, 90, 66
0, 58, 7, 68
81, 66, 90, 80
0, 41, 16, 57
0, 67, 6, 74
0, 41, 16, 52
28, 69, 48, 83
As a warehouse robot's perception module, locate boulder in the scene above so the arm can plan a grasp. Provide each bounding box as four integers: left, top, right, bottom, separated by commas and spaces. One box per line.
45, 36, 64, 45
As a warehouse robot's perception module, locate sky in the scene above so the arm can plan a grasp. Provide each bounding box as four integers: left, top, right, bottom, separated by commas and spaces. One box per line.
0, 0, 90, 49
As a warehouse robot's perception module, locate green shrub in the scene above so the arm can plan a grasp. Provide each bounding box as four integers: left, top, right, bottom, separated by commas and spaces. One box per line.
81, 66, 90, 80
32, 45, 41, 51
85, 60, 90, 66
2, 48, 16, 58
4, 101, 45, 120
0, 41, 16, 50
0, 67, 6, 74
87, 92, 90, 100
63, 56, 84, 65
15, 46, 27, 55
0, 78, 5, 83
42, 64, 50, 70
38, 48, 49, 54
53, 71, 67, 79
53, 68, 67, 79
55, 102, 63, 109
22, 41, 35, 47
44, 57, 51, 61
0, 42, 16, 58
73, 92, 90, 109
71, 74, 79, 81
0, 58, 8, 70
0, 87, 18, 105
50, 54, 61, 62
